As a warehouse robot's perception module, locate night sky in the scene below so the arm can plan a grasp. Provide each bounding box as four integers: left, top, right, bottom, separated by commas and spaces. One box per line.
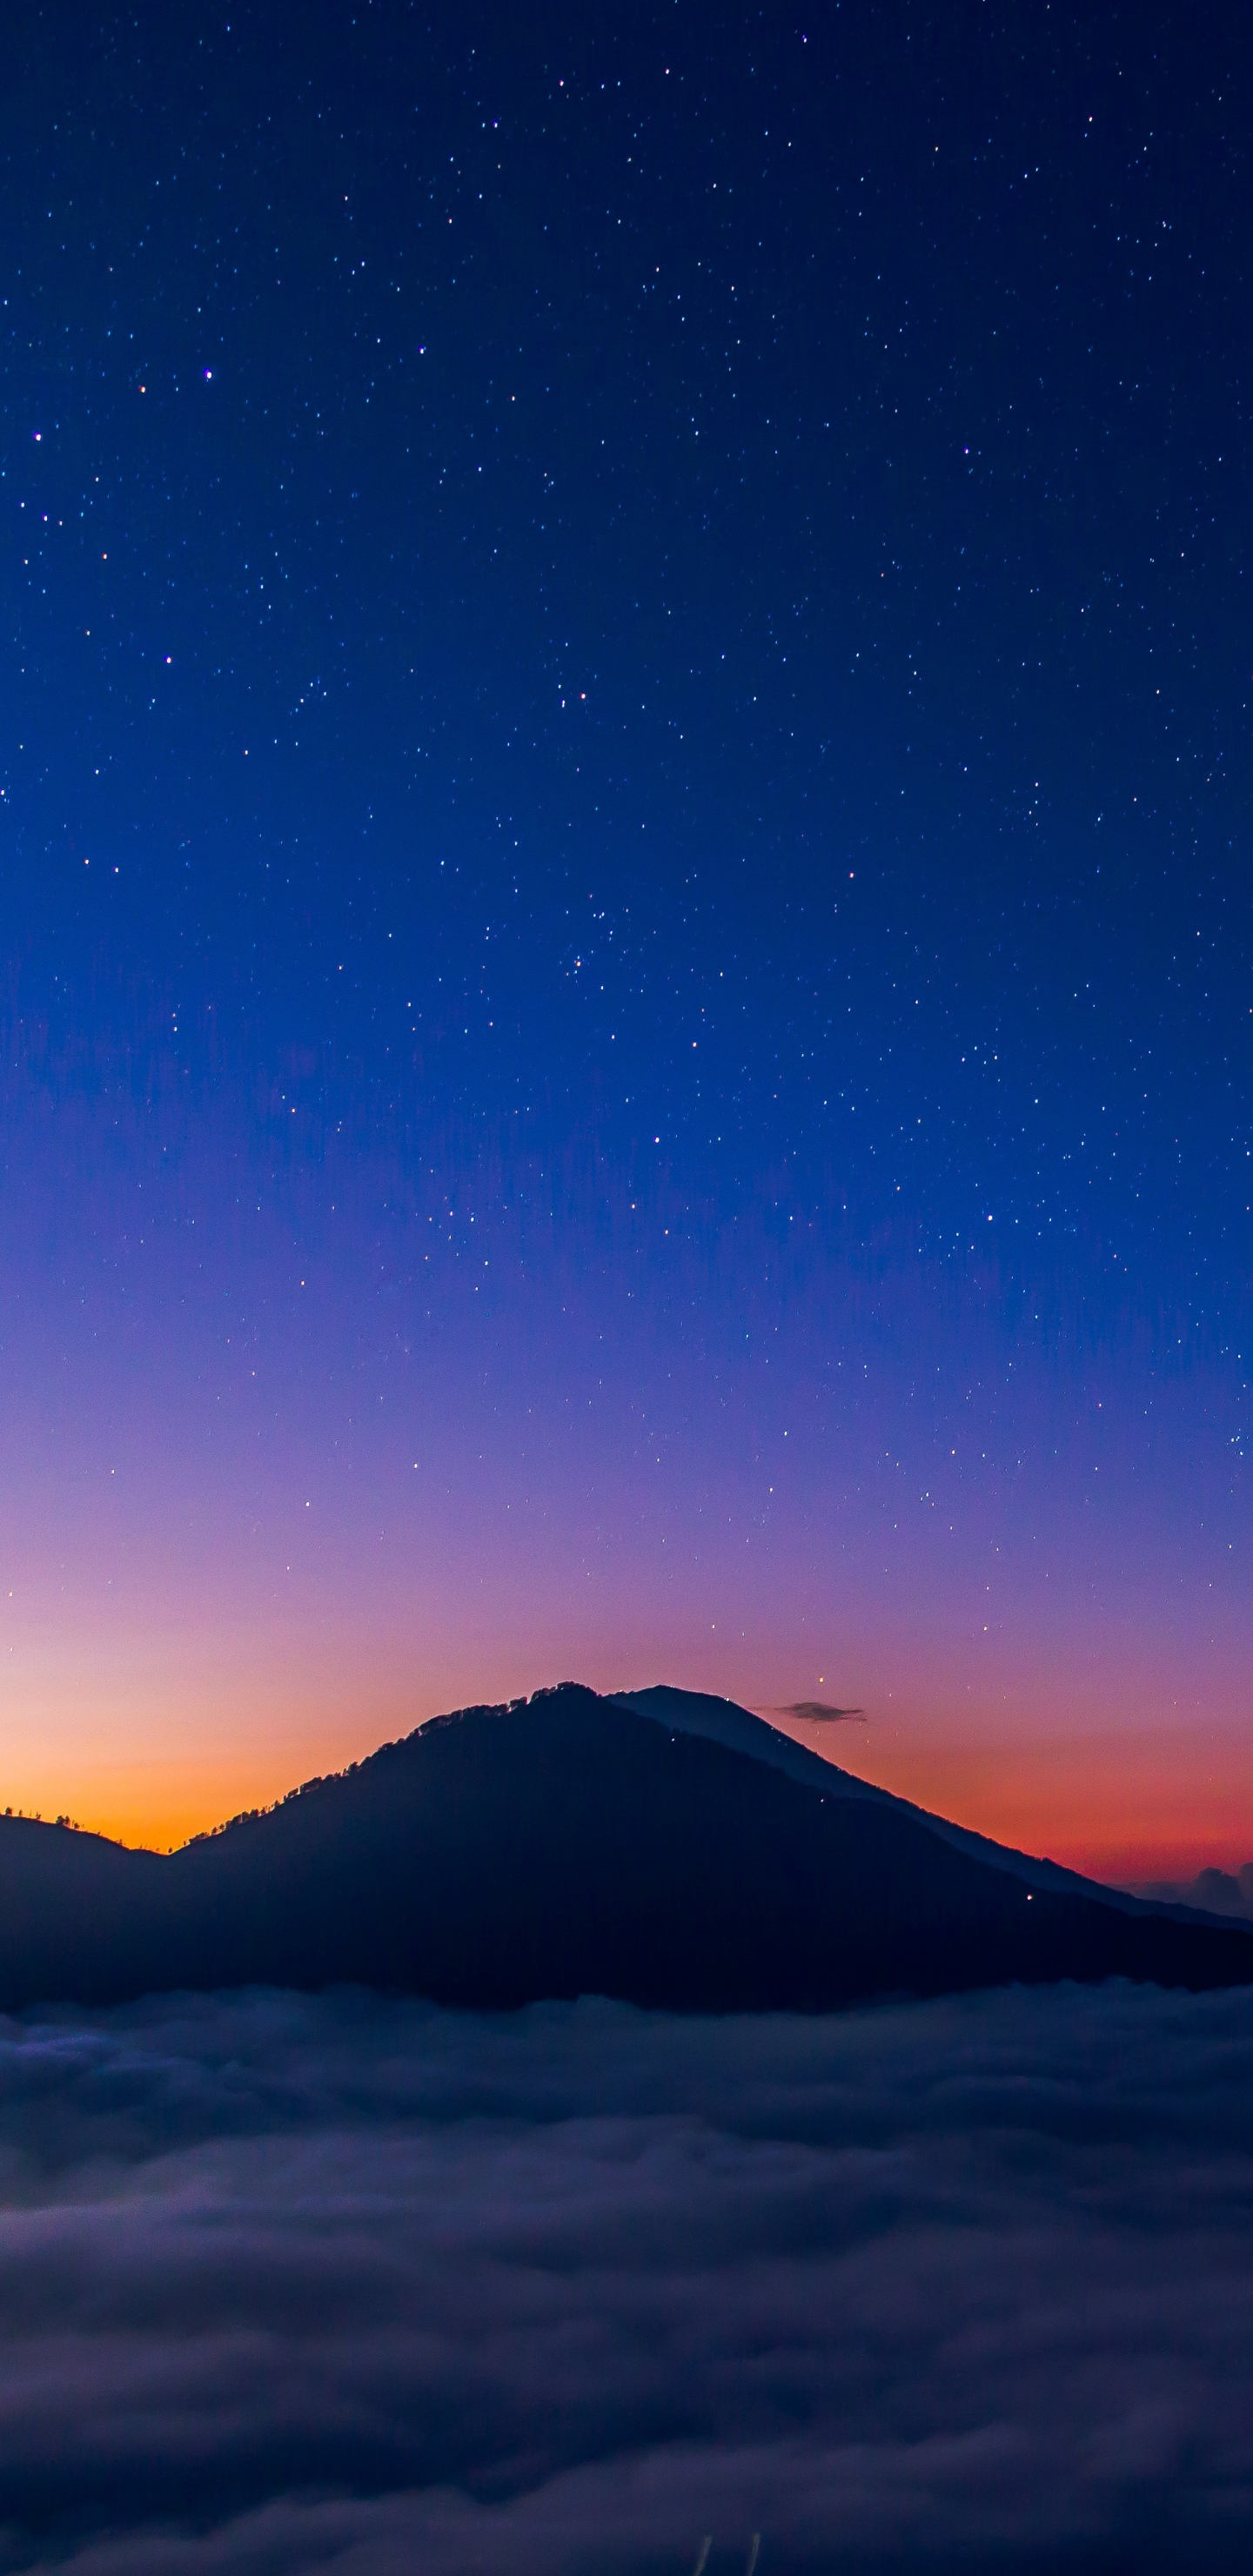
3, 0, 1251, 1872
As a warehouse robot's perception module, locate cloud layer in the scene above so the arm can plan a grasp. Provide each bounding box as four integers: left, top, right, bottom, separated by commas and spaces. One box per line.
3, 1982, 1253, 2572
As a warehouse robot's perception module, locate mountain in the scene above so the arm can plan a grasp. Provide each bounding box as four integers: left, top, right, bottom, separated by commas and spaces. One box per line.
613, 1687, 1243, 1923
1, 1683, 1250, 2012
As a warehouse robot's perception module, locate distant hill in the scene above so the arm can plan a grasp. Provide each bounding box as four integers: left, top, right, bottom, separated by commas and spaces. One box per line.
1, 1683, 1250, 2011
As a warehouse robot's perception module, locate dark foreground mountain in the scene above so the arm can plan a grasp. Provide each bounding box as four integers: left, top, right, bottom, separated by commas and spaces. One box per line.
2, 1684, 1250, 2010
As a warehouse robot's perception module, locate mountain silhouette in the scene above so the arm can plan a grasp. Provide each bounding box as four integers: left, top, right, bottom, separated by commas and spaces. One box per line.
1, 1683, 1249, 2011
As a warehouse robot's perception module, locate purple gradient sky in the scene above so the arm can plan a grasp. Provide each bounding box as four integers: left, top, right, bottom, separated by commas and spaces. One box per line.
1, 1065, 1247, 1875
3, 0, 1252, 1875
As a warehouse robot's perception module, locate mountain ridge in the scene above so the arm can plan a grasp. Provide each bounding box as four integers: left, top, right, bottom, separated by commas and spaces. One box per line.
1, 1683, 1248, 2011
613, 1685, 1246, 1930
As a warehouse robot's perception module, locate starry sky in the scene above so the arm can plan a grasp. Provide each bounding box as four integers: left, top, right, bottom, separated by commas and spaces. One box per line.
2, 0, 1251, 1872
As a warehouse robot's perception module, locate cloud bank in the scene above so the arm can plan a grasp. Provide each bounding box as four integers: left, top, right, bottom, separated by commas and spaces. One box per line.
2, 1983, 1253, 2571
1136, 1863, 1253, 1921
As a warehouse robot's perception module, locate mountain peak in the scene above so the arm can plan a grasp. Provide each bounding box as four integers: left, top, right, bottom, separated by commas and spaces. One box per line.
0, 1685, 1248, 2013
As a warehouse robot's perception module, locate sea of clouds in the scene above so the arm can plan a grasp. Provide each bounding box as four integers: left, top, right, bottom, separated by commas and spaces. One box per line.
1, 1981, 1253, 2573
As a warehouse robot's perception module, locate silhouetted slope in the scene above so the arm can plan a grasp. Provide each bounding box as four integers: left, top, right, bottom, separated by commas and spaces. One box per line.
613, 1685, 1234, 1922
1, 1685, 1250, 2010
0, 1820, 167, 2008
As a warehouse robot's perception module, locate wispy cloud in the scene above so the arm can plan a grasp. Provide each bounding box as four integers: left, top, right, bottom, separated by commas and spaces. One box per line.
771, 1701, 867, 1723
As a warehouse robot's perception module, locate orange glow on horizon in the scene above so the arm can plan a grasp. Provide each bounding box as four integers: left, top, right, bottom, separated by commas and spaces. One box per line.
776, 1715, 1253, 1888
7, 1705, 1247, 1892
3, 1596, 1250, 1884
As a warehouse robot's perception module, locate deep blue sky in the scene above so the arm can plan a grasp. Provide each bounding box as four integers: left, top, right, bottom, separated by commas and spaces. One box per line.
3, 0, 1251, 1863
